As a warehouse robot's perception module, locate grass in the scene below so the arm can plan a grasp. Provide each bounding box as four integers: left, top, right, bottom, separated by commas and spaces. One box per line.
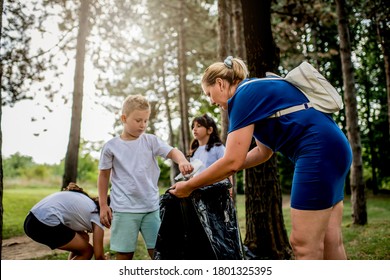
342, 195, 390, 259
3, 182, 390, 260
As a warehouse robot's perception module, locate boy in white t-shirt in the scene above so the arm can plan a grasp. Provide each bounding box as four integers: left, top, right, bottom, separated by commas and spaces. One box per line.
98, 94, 193, 260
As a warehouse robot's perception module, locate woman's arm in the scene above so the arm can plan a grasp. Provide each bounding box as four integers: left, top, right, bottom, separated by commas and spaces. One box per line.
240, 139, 273, 170
169, 124, 255, 198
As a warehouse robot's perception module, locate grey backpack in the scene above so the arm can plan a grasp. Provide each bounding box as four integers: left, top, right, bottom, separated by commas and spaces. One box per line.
266, 61, 343, 113
283, 61, 343, 113
237, 61, 344, 116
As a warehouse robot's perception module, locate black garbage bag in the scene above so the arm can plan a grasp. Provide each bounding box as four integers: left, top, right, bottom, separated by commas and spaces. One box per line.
154, 181, 244, 260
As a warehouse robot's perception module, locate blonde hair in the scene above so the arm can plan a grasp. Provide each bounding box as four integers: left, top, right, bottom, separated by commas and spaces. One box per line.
122, 95, 150, 116
201, 57, 249, 86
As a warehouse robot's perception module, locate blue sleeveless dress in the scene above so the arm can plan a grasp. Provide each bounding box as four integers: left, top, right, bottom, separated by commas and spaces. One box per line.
228, 78, 352, 210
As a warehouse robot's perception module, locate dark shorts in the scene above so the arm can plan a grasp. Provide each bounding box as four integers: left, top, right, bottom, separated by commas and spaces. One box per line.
23, 212, 76, 250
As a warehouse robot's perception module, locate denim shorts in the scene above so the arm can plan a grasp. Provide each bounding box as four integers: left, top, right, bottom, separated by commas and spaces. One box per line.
110, 210, 161, 253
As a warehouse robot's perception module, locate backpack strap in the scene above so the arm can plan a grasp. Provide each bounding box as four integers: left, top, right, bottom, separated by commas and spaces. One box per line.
268, 103, 312, 118
237, 78, 313, 118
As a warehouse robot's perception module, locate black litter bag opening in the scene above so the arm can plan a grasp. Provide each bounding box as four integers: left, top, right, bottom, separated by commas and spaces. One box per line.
154, 181, 244, 260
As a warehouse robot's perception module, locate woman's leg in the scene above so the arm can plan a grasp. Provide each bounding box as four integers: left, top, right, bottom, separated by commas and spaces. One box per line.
323, 201, 347, 259
59, 231, 93, 260
290, 207, 332, 259
289, 201, 347, 260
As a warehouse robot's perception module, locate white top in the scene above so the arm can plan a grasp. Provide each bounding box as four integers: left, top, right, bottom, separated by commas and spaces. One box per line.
99, 133, 173, 212
30, 191, 104, 232
191, 144, 226, 178
191, 145, 225, 171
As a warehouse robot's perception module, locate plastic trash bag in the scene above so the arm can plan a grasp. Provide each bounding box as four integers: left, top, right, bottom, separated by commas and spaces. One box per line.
154, 181, 244, 260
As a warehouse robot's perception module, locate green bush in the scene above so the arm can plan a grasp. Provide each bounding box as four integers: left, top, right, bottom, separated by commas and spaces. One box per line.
3, 153, 34, 178
158, 157, 171, 187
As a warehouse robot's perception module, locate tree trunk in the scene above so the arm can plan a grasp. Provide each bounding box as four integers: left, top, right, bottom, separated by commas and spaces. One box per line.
374, 3, 390, 141
362, 68, 378, 194
62, 0, 91, 188
245, 154, 293, 259
232, 0, 246, 60
217, 0, 232, 144
335, 0, 367, 225
241, 0, 293, 259
178, 0, 190, 154
161, 56, 180, 184
230, 0, 245, 204
0, 0, 4, 259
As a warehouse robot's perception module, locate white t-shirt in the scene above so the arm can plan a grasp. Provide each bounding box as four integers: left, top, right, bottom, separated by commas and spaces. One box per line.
191, 144, 226, 174
99, 133, 173, 213
31, 191, 104, 232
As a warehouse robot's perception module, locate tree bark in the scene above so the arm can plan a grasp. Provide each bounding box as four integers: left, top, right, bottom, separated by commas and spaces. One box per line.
161, 56, 180, 184
217, 0, 232, 144
230, 0, 245, 204
178, 0, 190, 154
245, 154, 293, 259
232, 0, 246, 60
0, 0, 4, 259
374, 4, 390, 141
335, 0, 367, 225
362, 71, 379, 194
62, 0, 91, 188
240, 0, 293, 259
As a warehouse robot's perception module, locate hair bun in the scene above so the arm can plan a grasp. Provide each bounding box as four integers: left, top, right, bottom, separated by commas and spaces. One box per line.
224, 56, 233, 69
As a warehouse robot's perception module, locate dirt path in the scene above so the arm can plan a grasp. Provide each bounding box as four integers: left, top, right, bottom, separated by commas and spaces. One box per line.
2, 228, 111, 260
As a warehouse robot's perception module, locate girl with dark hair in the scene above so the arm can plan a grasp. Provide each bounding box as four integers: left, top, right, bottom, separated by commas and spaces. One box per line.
189, 113, 232, 196
24, 183, 109, 260
188, 114, 226, 176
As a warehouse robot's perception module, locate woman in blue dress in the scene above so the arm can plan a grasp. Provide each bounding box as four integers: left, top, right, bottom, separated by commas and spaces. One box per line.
169, 56, 352, 260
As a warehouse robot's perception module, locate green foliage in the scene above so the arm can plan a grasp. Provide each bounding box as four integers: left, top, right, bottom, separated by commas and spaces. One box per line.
1, 0, 48, 105
271, 0, 390, 192
3, 151, 99, 185
4, 0, 389, 196
77, 153, 99, 183
235, 170, 244, 194
381, 178, 390, 191
157, 157, 171, 188
3, 0, 390, 260
3, 153, 34, 178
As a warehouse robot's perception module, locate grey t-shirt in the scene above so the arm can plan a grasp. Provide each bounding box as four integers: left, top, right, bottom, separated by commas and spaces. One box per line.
191, 144, 229, 183
99, 133, 173, 213
31, 191, 103, 232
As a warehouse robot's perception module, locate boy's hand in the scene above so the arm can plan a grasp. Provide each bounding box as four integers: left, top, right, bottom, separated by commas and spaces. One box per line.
178, 161, 194, 175
100, 205, 112, 228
